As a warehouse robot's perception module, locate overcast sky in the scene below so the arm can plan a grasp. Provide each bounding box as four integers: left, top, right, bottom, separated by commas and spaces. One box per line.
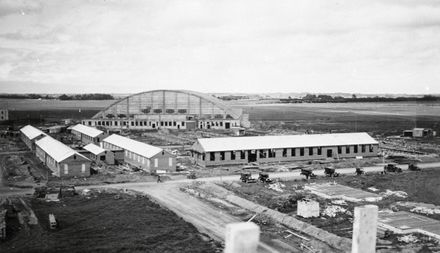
0, 0, 439, 94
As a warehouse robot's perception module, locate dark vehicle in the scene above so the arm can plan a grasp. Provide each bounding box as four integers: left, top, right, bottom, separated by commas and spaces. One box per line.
408, 163, 421, 171
382, 163, 403, 174
300, 168, 316, 180
240, 172, 257, 183
324, 167, 339, 177
187, 171, 197, 179
355, 167, 365, 176
258, 172, 273, 184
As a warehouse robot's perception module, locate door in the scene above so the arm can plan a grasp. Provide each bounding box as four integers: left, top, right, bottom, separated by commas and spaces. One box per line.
327, 149, 333, 158
247, 150, 257, 163
81, 164, 86, 173
225, 122, 230, 129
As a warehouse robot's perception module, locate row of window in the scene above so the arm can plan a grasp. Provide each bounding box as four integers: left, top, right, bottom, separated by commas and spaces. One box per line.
86, 120, 186, 128
204, 145, 375, 161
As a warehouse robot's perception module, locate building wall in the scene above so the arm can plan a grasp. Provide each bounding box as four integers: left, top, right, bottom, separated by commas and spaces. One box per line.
21, 133, 33, 150
0, 109, 8, 121
193, 144, 379, 167
58, 155, 91, 178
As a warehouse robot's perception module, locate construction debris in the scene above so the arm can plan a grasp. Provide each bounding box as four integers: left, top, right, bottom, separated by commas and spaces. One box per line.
380, 190, 408, 199
267, 182, 285, 192
397, 234, 419, 244
322, 205, 349, 218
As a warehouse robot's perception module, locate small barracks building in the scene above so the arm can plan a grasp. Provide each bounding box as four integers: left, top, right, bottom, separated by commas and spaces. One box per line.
35, 136, 91, 178
70, 124, 105, 145
102, 134, 176, 172
20, 125, 47, 150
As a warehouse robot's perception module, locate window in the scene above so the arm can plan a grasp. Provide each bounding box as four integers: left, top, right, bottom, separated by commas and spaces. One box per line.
338, 146, 342, 154
309, 147, 313, 156
220, 152, 225, 160
369, 145, 374, 152
291, 148, 296, 156
182, 122, 185, 126
81, 164, 86, 173
282, 148, 287, 157
317, 147, 322, 155
240, 151, 246, 159
300, 148, 304, 156
154, 159, 158, 167
202, 154, 205, 161
346, 146, 350, 154
231, 151, 236, 160
354, 145, 358, 153
161, 121, 164, 126
169, 158, 173, 166
259, 150, 266, 158
210, 152, 215, 161
64, 164, 68, 174
268, 149, 276, 158
131, 121, 134, 126
361, 145, 366, 153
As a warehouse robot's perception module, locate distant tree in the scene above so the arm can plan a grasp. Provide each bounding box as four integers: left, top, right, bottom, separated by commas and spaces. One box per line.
58, 94, 70, 100
352, 94, 357, 99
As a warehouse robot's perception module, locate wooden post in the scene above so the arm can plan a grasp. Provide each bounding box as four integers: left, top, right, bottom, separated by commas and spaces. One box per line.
352, 205, 378, 253
225, 222, 260, 253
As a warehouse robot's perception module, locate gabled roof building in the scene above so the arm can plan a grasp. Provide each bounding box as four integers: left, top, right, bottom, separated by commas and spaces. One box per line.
102, 134, 176, 172
35, 136, 91, 177
191, 132, 379, 167
20, 125, 47, 150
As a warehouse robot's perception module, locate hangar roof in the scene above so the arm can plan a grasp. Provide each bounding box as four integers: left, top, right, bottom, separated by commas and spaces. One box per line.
35, 136, 88, 162
20, 125, 46, 140
83, 143, 106, 155
103, 134, 163, 158
193, 132, 378, 153
70, 124, 103, 138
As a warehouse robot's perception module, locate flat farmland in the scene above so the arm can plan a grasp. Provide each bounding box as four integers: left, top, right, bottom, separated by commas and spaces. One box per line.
239, 102, 440, 135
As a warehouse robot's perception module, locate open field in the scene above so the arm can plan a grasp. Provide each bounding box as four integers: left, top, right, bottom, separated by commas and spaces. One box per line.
0, 191, 219, 253
240, 102, 440, 135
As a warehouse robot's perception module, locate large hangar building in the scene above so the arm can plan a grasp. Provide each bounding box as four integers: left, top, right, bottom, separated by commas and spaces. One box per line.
82, 90, 250, 130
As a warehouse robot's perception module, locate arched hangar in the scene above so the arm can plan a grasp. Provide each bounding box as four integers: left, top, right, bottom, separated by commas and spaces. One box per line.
82, 90, 250, 130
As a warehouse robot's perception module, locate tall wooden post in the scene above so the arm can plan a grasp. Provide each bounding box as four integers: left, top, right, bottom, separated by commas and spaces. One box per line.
225, 222, 260, 253
352, 205, 378, 253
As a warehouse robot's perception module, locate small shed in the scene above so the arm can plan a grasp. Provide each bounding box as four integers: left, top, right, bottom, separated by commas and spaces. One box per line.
83, 143, 115, 165
297, 199, 320, 218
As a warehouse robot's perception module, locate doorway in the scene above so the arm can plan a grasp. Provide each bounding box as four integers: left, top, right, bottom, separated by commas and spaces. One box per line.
327, 149, 333, 158
247, 150, 257, 163
225, 122, 230, 129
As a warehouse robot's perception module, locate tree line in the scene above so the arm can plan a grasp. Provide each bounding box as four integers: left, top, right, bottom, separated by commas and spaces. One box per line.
0, 93, 114, 100
280, 94, 440, 103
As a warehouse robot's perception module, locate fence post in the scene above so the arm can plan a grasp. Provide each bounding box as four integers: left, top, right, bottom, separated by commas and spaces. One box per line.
352, 205, 378, 253
224, 222, 260, 253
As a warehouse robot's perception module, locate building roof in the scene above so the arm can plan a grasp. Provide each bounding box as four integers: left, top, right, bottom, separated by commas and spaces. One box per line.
35, 136, 88, 162
83, 143, 106, 155
70, 124, 103, 138
193, 132, 378, 153
20, 125, 46, 140
103, 134, 163, 158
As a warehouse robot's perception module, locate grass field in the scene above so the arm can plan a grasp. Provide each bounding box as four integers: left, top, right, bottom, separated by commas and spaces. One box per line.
1, 192, 219, 253
241, 102, 440, 135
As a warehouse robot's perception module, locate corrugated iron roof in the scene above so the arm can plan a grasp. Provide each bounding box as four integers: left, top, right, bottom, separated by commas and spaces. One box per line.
35, 136, 88, 162
70, 124, 103, 138
102, 134, 163, 158
83, 143, 106, 155
194, 132, 378, 152
20, 125, 46, 140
